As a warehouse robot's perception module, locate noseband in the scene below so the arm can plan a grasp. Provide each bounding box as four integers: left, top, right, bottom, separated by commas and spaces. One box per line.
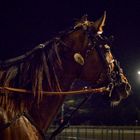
85, 29, 126, 97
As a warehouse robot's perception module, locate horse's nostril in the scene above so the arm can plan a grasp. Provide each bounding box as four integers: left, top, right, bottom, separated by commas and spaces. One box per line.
125, 83, 131, 97
121, 82, 131, 96
126, 83, 131, 93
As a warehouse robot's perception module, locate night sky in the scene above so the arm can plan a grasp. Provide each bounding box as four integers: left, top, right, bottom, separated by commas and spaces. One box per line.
0, 1, 139, 93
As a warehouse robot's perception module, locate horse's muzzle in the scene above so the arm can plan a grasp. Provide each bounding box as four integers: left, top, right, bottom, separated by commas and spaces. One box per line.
109, 82, 131, 106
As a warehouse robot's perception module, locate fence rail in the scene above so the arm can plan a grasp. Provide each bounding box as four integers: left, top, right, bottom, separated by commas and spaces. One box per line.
46, 125, 140, 140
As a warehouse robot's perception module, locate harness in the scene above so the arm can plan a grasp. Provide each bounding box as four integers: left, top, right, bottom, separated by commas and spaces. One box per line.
0, 111, 46, 139
0, 21, 125, 140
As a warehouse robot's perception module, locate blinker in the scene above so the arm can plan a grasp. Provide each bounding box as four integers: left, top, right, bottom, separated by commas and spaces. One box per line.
73, 53, 85, 65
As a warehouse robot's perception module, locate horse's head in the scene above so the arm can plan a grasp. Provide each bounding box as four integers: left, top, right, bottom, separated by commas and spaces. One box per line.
58, 12, 131, 106
0, 13, 132, 135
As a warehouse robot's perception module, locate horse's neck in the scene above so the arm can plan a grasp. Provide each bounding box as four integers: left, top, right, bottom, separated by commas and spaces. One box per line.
29, 31, 88, 130
27, 66, 77, 132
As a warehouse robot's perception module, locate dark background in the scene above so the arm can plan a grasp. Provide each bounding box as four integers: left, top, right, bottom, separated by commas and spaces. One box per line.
0, 0, 139, 125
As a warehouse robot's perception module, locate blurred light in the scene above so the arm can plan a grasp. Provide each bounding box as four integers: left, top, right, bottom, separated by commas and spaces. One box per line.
137, 71, 140, 75
136, 70, 140, 84
137, 71, 140, 84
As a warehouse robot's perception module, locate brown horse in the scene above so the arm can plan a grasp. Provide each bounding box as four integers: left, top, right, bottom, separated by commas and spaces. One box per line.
0, 12, 131, 140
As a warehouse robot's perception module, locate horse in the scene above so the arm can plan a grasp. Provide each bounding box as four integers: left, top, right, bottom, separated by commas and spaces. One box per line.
0, 12, 131, 140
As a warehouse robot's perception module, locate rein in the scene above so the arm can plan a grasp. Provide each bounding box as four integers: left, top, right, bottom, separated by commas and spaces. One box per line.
0, 86, 109, 96
49, 93, 92, 140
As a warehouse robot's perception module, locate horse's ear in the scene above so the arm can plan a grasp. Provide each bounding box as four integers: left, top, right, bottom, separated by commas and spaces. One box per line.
94, 11, 106, 34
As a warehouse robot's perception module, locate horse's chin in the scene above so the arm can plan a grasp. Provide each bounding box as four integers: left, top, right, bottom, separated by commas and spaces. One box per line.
110, 100, 120, 107
110, 82, 131, 107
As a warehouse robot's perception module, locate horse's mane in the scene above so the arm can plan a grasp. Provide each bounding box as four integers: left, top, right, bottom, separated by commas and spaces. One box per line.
0, 39, 63, 112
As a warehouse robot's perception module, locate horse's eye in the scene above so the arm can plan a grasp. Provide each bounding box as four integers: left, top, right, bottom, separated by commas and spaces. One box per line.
86, 50, 91, 54
85, 49, 93, 57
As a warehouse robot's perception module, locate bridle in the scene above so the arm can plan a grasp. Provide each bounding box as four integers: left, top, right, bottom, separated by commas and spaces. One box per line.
0, 20, 127, 140
86, 33, 124, 97
60, 23, 125, 97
